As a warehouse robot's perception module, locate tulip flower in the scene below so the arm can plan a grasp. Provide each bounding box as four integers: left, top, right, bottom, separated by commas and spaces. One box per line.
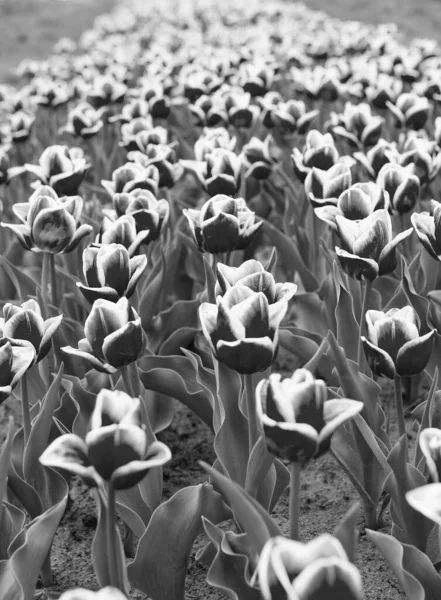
62, 102, 105, 139
97, 215, 150, 256
188, 148, 242, 196
86, 76, 127, 108
315, 182, 389, 228
270, 99, 318, 139
184, 195, 262, 254
215, 259, 297, 304
77, 243, 147, 303
199, 285, 288, 373
253, 535, 363, 600
411, 199, 441, 260
387, 92, 431, 130
59, 588, 128, 600
111, 189, 169, 242
62, 297, 145, 373
194, 128, 236, 162
361, 307, 435, 379
1, 186, 93, 254
419, 428, 441, 483
21, 145, 90, 196
102, 163, 160, 198
9, 111, 35, 143
0, 337, 35, 404
292, 130, 340, 183
354, 139, 400, 179
242, 136, 278, 180
331, 102, 384, 148
335, 209, 412, 281
305, 162, 352, 208
128, 144, 180, 189
256, 369, 363, 464
120, 119, 162, 152
2, 299, 62, 363
377, 163, 420, 214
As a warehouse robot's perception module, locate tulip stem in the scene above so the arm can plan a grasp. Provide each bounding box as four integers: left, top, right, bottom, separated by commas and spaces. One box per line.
41, 252, 50, 318
20, 375, 31, 445
289, 461, 301, 541
49, 252, 58, 308
357, 279, 372, 372
121, 365, 135, 397
394, 376, 407, 442
105, 481, 124, 590
244, 373, 259, 453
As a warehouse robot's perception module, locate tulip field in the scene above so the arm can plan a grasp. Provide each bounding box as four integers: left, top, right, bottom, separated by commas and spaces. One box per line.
5, 0, 441, 598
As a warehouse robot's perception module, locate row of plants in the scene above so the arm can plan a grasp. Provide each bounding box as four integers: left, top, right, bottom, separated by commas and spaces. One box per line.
2, 0, 441, 597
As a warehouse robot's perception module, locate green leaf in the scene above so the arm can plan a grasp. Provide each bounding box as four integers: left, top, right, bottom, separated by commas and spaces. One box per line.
201, 462, 281, 553
333, 503, 360, 563
202, 519, 261, 600
366, 529, 441, 600
128, 483, 229, 600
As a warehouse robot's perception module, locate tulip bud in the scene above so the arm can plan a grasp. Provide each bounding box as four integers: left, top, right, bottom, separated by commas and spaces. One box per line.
419, 428, 441, 482
362, 307, 435, 378
25, 145, 90, 196
411, 200, 441, 261
306, 162, 352, 208
377, 163, 420, 214
256, 369, 363, 463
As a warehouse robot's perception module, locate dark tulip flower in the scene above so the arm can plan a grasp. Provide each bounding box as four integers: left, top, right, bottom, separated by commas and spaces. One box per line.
0, 337, 35, 404
271, 100, 318, 139
40, 389, 171, 490
2, 185, 92, 254
97, 215, 150, 256
254, 535, 364, 600
3, 299, 62, 363
335, 209, 412, 281
411, 199, 441, 261
242, 136, 278, 180
86, 76, 127, 109
377, 163, 420, 214
78, 243, 147, 303
102, 163, 160, 198
354, 139, 400, 179
361, 307, 435, 378
387, 93, 431, 130
199, 285, 288, 373
315, 182, 389, 228
193, 128, 236, 162
20, 145, 90, 196
62, 102, 105, 140
305, 162, 352, 208
292, 130, 340, 183
111, 189, 169, 242
331, 102, 384, 149
183, 194, 262, 254
62, 297, 145, 374
9, 111, 35, 143
256, 369, 362, 463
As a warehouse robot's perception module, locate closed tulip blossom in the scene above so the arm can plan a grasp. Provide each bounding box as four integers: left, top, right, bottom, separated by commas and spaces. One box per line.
1, 185, 93, 254
292, 130, 340, 183
21, 145, 90, 196
184, 195, 262, 254
335, 209, 412, 281
354, 139, 400, 179
411, 199, 441, 260
111, 189, 169, 242
331, 102, 384, 148
191, 148, 242, 196
97, 215, 150, 256
0, 337, 35, 403
41, 389, 171, 490
387, 92, 431, 130
377, 162, 420, 214
128, 144, 180, 189
270, 99, 318, 139
2, 299, 62, 363
361, 307, 435, 379
315, 182, 389, 228
215, 260, 297, 304
256, 369, 363, 463
253, 535, 364, 600
102, 163, 160, 198
77, 243, 147, 303
199, 285, 289, 373
62, 297, 145, 373
305, 162, 352, 208
62, 102, 105, 139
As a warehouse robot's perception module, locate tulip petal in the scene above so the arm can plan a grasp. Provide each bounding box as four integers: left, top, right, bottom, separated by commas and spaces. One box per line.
335, 248, 378, 281
361, 336, 395, 379
111, 440, 172, 490
292, 556, 364, 600
61, 345, 116, 374
102, 319, 144, 368
216, 337, 275, 373
39, 433, 100, 486
396, 330, 436, 376
261, 417, 319, 462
